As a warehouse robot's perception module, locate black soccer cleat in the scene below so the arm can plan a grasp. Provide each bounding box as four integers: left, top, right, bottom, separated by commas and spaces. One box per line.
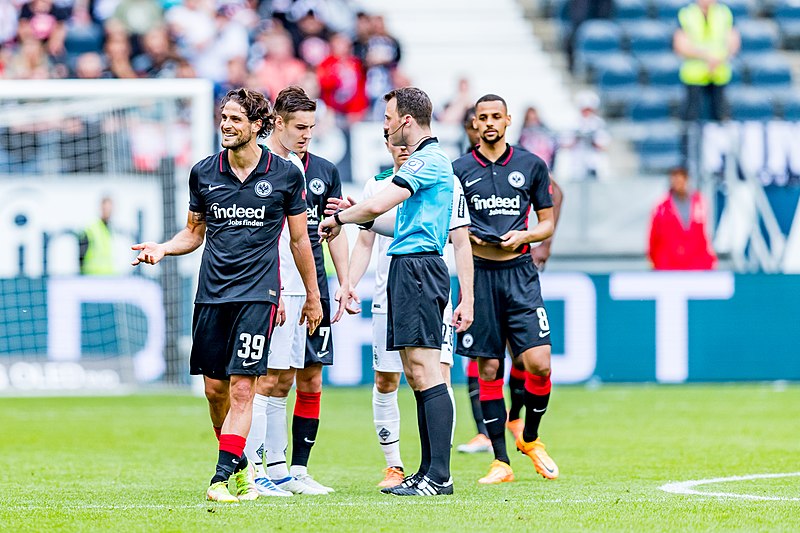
380, 472, 423, 494
387, 475, 454, 496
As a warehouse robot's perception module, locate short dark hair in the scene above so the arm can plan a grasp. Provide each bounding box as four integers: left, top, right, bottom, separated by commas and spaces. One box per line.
274, 85, 317, 121
220, 88, 274, 137
475, 93, 508, 112
669, 166, 689, 178
384, 87, 432, 127
463, 106, 476, 127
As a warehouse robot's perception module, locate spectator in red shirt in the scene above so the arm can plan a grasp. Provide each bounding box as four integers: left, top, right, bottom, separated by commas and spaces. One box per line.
317, 32, 368, 123
648, 167, 716, 270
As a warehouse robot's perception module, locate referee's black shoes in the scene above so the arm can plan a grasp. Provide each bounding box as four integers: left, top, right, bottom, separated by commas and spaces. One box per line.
383, 475, 454, 496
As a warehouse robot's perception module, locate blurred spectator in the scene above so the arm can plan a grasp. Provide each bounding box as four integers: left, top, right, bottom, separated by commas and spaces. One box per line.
251, 31, 306, 100
362, 14, 401, 115
648, 167, 716, 270
0, 0, 19, 45
191, 5, 249, 83
317, 32, 368, 123
103, 32, 136, 77
111, 0, 162, 38
462, 106, 479, 153
674, 0, 740, 122
438, 77, 472, 124
17, 0, 69, 57
79, 196, 116, 275
3, 37, 57, 78
563, 90, 609, 180
131, 25, 177, 77
74, 49, 103, 77
290, 9, 330, 66
518, 106, 558, 170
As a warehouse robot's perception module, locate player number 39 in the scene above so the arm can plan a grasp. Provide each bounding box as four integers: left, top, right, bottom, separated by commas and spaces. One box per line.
237, 333, 266, 360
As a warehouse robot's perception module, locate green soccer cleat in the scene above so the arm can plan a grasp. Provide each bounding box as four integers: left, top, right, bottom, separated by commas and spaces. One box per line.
206, 481, 239, 503
231, 463, 259, 501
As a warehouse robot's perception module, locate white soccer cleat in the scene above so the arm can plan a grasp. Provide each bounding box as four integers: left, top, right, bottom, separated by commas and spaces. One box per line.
272, 475, 329, 495
254, 477, 293, 497
294, 472, 334, 493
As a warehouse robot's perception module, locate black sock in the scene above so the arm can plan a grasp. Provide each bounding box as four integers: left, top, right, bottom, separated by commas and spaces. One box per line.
291, 415, 320, 468
481, 398, 509, 464
211, 451, 245, 484
468, 377, 488, 436
522, 392, 550, 442
414, 390, 431, 475
508, 374, 525, 422
420, 383, 453, 483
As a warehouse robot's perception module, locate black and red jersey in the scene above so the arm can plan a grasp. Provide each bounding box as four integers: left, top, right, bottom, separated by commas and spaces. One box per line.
452, 144, 553, 249
301, 151, 342, 295
189, 146, 306, 305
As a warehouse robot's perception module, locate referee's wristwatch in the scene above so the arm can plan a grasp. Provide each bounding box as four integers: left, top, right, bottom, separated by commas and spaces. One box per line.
333, 211, 344, 226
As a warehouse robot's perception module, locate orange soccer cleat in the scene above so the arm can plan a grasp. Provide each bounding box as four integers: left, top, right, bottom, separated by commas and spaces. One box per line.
478, 460, 515, 484
378, 467, 405, 488
506, 418, 524, 440
516, 435, 559, 480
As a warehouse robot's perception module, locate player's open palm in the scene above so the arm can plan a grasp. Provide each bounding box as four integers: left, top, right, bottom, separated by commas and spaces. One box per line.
301, 297, 323, 335
131, 242, 166, 266
452, 301, 474, 333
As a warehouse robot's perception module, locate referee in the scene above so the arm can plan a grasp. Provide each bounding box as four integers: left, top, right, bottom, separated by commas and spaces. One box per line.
319, 87, 472, 496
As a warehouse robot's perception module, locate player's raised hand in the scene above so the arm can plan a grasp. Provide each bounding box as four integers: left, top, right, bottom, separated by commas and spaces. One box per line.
131, 242, 167, 266
452, 301, 474, 333
324, 195, 357, 216
318, 217, 342, 243
499, 230, 529, 252
301, 296, 323, 335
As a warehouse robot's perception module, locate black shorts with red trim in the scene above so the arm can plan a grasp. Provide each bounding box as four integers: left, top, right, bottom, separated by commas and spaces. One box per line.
305, 298, 333, 366
456, 254, 551, 359
190, 302, 277, 379
387, 253, 450, 351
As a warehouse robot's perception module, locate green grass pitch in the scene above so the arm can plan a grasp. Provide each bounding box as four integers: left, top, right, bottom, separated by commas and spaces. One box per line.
2, 384, 799, 531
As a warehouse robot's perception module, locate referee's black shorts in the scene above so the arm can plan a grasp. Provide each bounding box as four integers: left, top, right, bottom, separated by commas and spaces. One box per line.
386, 252, 450, 351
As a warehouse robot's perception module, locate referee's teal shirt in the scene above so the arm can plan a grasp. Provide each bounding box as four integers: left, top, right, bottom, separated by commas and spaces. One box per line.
388, 138, 454, 255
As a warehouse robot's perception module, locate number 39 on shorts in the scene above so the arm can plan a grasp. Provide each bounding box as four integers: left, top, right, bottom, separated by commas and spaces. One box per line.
237, 332, 266, 360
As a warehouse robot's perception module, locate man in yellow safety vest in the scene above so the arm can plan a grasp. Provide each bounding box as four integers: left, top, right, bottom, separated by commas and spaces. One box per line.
673, 0, 740, 121
79, 196, 115, 275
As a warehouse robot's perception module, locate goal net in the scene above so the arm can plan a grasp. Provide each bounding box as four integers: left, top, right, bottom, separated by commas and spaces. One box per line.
0, 79, 214, 394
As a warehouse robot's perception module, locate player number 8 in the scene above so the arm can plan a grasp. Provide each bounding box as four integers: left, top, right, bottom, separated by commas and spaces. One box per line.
536, 308, 550, 332
237, 333, 266, 360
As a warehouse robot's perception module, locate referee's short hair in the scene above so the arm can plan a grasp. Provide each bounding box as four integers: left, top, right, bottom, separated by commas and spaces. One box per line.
274, 85, 317, 122
476, 94, 508, 112
384, 87, 432, 128
221, 88, 275, 138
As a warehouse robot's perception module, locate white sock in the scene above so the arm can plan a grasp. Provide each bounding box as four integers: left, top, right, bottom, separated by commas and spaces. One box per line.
373, 386, 403, 469
245, 393, 269, 470
447, 386, 456, 447
265, 396, 290, 480
290, 465, 308, 477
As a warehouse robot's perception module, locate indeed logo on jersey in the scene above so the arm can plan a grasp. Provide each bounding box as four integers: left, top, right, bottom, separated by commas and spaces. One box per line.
470, 194, 521, 216
306, 205, 320, 225
210, 203, 266, 227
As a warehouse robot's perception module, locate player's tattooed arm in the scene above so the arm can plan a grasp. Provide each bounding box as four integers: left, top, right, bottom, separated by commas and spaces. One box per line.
131, 210, 206, 266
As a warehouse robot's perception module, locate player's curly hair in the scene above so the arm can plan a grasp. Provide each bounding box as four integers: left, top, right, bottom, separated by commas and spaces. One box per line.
384, 87, 432, 128
220, 88, 275, 138
274, 85, 317, 121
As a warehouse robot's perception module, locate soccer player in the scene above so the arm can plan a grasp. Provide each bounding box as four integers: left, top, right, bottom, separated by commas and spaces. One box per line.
320, 87, 473, 496
244, 86, 352, 496
344, 138, 471, 488
131, 88, 322, 503
453, 93, 559, 485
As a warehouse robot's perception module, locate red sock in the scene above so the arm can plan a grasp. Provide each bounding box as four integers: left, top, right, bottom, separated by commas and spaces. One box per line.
509, 366, 526, 380
478, 377, 504, 401
294, 390, 321, 419
219, 433, 246, 457
213, 426, 222, 441
466, 359, 479, 379
524, 373, 552, 395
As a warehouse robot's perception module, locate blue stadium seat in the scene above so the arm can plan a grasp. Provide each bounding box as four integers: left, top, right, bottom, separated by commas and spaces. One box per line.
575, 20, 624, 74
628, 90, 674, 122
613, 0, 649, 21
724, 0, 754, 19
728, 88, 776, 121
641, 53, 682, 86
746, 54, 792, 88
653, 0, 689, 21
626, 20, 674, 57
779, 94, 800, 121
737, 19, 779, 56
774, 0, 800, 49
636, 133, 683, 173
592, 53, 640, 115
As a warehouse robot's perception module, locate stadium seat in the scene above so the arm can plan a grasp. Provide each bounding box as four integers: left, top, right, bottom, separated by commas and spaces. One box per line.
778, 94, 800, 121
627, 89, 674, 122
728, 88, 776, 121
774, 0, 800, 49
574, 20, 624, 75
737, 19, 780, 56
625, 20, 674, 58
641, 53, 682, 86
613, 0, 649, 21
592, 53, 640, 116
653, 0, 689, 21
636, 132, 683, 173
745, 54, 792, 88
723, 0, 754, 19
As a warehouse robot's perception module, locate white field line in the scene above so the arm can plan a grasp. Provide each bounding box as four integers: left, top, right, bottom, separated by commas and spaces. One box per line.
660, 472, 800, 501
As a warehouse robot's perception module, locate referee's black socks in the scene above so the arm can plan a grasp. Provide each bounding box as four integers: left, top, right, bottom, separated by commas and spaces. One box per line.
416, 384, 453, 484
413, 389, 431, 476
